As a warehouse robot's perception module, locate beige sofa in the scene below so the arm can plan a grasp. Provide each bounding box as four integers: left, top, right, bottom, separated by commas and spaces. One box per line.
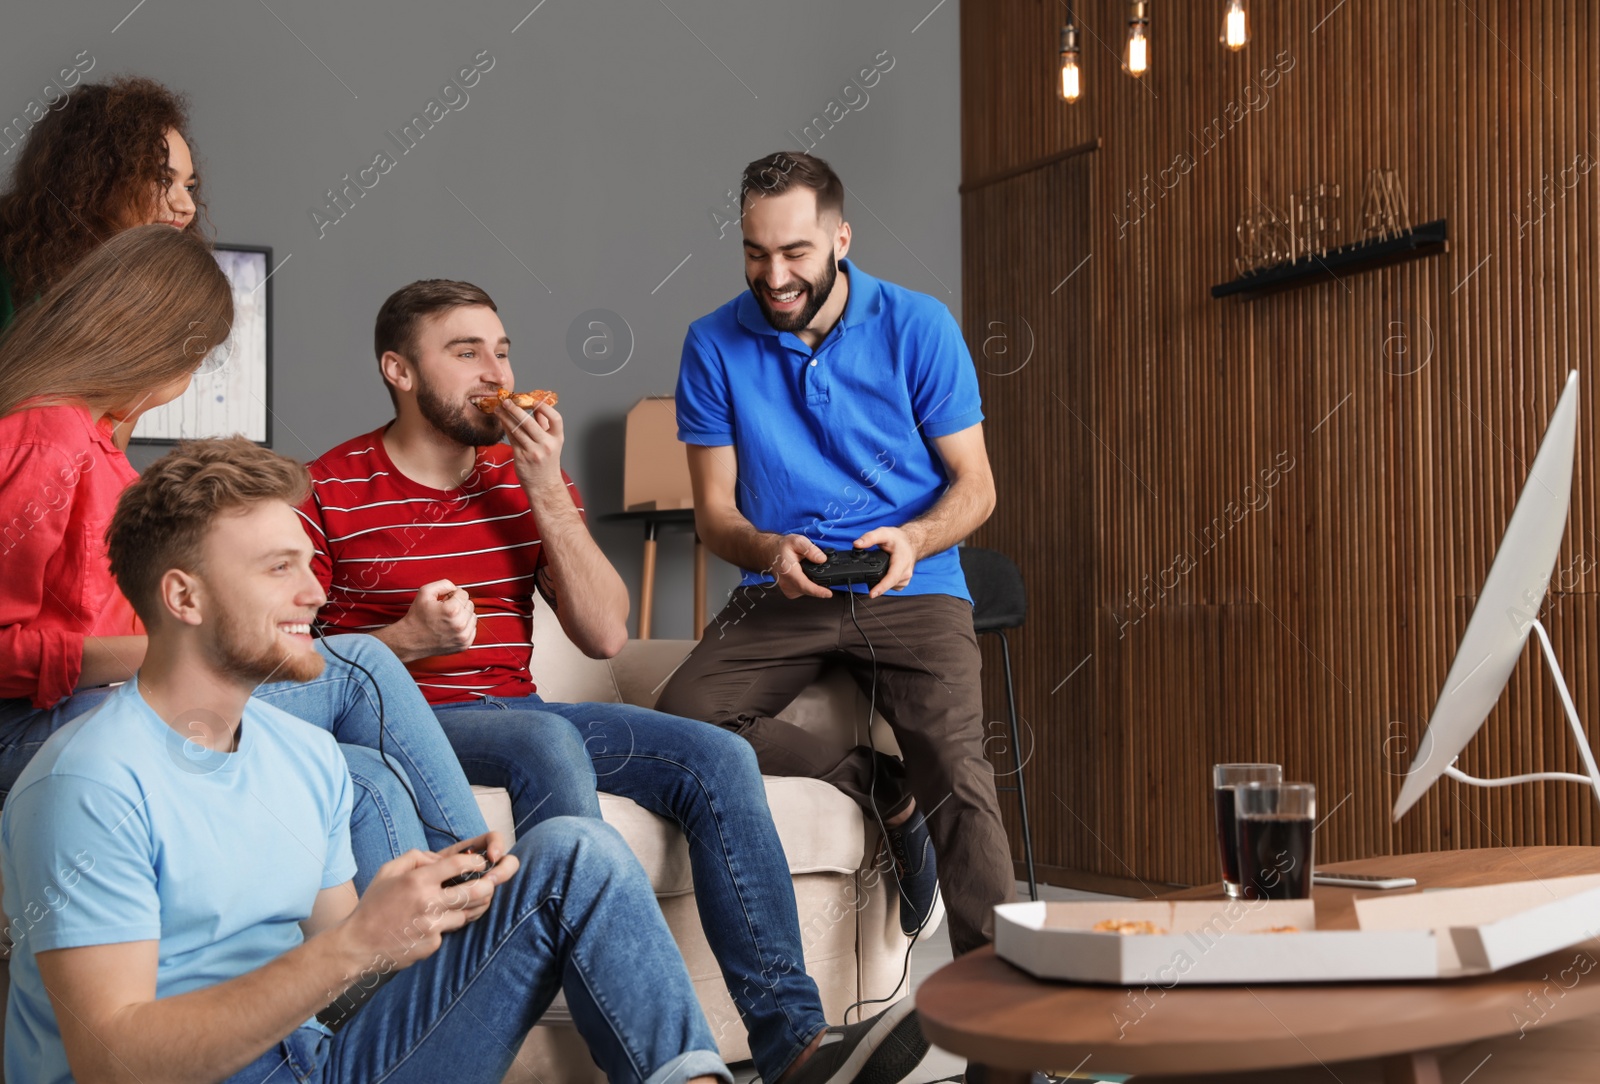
0, 596, 920, 1081
503, 596, 919, 1080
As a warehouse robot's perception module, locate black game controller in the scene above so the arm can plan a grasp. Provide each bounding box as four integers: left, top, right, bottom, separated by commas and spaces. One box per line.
802, 548, 890, 588
442, 847, 496, 888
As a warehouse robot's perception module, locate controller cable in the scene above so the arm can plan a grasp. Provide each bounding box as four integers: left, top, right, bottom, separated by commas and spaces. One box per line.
316, 635, 461, 844
321, 603, 928, 1026
841, 583, 939, 1025
310, 635, 470, 1032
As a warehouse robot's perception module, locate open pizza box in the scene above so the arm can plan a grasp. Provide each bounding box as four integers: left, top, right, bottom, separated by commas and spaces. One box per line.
994, 899, 1438, 985
1353, 872, 1600, 977
994, 874, 1600, 985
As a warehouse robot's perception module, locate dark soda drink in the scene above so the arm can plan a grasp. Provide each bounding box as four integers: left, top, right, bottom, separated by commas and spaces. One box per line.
1213, 786, 1242, 888
1212, 766, 1281, 897
1237, 812, 1314, 900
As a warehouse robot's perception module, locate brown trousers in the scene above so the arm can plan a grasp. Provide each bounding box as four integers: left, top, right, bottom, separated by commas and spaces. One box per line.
656, 586, 1016, 955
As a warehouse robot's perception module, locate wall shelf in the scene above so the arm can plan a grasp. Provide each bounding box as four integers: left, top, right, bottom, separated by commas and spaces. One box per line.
1211, 219, 1449, 301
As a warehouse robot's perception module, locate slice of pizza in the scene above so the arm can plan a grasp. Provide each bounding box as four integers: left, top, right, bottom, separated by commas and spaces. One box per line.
475, 388, 558, 414
510, 389, 558, 410
474, 388, 513, 414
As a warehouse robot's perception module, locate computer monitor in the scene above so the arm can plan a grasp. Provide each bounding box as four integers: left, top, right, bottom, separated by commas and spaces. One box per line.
1392, 370, 1600, 820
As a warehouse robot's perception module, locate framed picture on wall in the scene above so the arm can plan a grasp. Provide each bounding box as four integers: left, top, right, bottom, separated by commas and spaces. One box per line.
132, 243, 273, 445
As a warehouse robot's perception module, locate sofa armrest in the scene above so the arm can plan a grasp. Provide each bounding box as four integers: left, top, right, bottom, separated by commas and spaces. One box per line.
532, 592, 899, 752
608, 639, 701, 709
609, 638, 899, 755
775, 671, 898, 757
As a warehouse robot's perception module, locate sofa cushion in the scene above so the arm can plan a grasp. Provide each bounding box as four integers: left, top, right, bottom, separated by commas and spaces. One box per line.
473, 778, 868, 896
528, 595, 623, 704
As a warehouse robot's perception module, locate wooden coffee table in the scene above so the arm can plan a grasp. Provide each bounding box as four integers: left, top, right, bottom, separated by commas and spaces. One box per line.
916, 848, 1600, 1083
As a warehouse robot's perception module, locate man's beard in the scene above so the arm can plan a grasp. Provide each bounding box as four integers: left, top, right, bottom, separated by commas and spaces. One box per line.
749, 250, 838, 332
417, 377, 502, 447
209, 602, 326, 687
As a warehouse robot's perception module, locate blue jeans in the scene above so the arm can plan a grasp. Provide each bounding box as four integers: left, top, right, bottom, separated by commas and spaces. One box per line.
226, 818, 731, 1084
433, 695, 827, 1083
0, 636, 485, 890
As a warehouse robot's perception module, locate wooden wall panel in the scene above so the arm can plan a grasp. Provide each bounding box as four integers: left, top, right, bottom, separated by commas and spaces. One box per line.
963, 152, 1103, 880
964, 0, 1600, 885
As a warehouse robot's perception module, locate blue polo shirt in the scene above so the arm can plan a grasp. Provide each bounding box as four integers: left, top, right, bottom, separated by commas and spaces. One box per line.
676, 260, 982, 601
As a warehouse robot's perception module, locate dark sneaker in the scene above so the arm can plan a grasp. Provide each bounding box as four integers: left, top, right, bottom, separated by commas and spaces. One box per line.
886, 808, 941, 938
962, 1070, 1051, 1084
785, 998, 929, 1084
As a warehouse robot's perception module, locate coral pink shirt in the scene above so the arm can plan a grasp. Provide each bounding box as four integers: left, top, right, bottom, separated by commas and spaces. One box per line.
0, 403, 142, 708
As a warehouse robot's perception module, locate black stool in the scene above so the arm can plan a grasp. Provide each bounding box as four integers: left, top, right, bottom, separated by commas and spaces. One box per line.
958, 545, 1038, 901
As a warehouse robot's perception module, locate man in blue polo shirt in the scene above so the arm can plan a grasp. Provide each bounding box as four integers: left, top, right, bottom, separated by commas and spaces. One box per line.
658, 152, 1015, 958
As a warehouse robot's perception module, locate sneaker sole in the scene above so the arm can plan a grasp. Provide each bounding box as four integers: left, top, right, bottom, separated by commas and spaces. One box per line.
904, 886, 946, 942
853, 1005, 931, 1084
814, 998, 930, 1084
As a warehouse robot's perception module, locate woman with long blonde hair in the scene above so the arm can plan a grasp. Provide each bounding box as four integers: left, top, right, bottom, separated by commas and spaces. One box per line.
0, 224, 227, 709
0, 226, 490, 885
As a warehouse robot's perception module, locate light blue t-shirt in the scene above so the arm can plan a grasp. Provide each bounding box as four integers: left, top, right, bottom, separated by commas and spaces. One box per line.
1, 678, 356, 1084
675, 260, 983, 601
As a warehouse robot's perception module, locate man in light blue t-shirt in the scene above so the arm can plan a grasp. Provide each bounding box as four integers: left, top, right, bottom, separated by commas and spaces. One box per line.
657, 152, 1015, 960
2, 437, 729, 1084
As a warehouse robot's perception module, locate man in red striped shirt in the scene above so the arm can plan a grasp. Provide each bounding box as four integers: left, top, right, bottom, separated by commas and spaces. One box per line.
298, 280, 929, 1084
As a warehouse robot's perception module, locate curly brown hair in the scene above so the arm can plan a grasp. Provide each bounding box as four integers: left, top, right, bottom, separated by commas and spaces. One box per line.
108, 437, 310, 623
0, 76, 208, 302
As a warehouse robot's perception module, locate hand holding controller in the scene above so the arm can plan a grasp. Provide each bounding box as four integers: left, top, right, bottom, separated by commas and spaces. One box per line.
442, 847, 497, 888
802, 548, 890, 589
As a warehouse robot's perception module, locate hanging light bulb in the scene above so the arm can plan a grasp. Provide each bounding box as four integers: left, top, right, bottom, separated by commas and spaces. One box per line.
1059, 19, 1082, 102
1222, 0, 1249, 51
1124, 1, 1151, 78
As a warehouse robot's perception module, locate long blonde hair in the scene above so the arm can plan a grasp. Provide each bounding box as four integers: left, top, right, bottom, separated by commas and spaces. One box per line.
0, 224, 232, 419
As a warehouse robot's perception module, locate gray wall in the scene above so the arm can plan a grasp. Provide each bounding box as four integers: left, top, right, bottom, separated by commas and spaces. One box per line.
2, 0, 962, 639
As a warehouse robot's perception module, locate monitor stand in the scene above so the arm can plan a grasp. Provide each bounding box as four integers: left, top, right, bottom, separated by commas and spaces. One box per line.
1441, 617, 1600, 809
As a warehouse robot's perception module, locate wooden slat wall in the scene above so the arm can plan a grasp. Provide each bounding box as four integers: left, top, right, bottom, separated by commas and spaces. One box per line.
963, 0, 1600, 886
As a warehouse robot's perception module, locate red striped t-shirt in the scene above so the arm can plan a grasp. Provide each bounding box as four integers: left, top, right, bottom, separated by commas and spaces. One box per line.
299, 426, 583, 704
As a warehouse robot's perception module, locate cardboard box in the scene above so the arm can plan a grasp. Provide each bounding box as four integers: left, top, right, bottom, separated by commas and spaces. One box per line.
994, 900, 1438, 985
623, 396, 694, 512
1353, 873, 1600, 977
995, 875, 1600, 986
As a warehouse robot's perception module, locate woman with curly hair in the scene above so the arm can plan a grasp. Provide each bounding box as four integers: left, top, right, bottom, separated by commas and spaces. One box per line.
0, 75, 204, 330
